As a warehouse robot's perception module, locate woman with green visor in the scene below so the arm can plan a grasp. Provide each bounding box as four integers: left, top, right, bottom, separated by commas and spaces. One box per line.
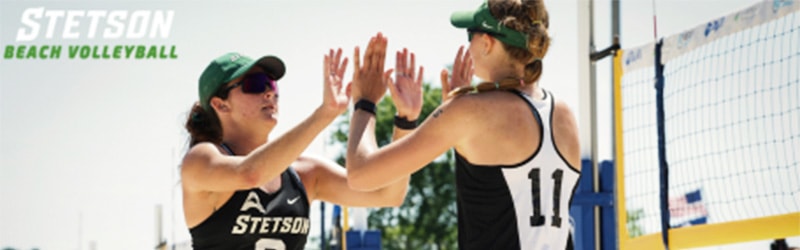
346, 0, 581, 249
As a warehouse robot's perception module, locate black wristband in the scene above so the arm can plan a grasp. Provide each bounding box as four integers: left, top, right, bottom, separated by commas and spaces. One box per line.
394, 115, 418, 129
354, 99, 376, 115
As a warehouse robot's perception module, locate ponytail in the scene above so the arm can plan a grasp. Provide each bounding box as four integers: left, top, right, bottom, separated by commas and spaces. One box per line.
185, 102, 223, 147
522, 58, 543, 84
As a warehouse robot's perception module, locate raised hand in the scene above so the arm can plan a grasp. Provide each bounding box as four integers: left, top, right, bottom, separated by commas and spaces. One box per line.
440, 46, 473, 102
322, 48, 350, 115
388, 48, 424, 121
352, 32, 392, 103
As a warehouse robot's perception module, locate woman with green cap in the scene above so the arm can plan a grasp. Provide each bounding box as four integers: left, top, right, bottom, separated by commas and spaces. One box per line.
346, 1, 580, 249
180, 48, 419, 249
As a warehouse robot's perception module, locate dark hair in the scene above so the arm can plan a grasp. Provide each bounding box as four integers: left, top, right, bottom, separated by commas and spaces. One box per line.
185, 102, 223, 147
450, 0, 551, 97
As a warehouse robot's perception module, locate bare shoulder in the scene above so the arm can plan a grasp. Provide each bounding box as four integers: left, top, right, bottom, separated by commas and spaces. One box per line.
551, 99, 581, 171
181, 142, 219, 166
180, 142, 221, 190
448, 91, 533, 123
419, 94, 490, 144
552, 99, 578, 127
436, 91, 510, 120
181, 142, 219, 175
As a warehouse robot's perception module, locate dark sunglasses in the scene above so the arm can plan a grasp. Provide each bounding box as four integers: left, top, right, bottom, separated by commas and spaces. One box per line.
216, 73, 278, 99
467, 28, 503, 42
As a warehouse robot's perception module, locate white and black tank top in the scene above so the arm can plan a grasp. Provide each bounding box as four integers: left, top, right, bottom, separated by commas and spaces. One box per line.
455, 90, 580, 250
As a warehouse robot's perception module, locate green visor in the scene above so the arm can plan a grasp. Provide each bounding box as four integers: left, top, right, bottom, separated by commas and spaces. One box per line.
450, 1, 529, 50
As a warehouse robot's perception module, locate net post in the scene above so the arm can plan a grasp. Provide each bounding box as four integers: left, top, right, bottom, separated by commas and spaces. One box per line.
576, 0, 597, 249
613, 47, 628, 250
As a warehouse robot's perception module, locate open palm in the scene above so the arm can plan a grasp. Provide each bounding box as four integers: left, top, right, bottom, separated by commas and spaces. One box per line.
440, 46, 473, 102
389, 48, 424, 120
322, 48, 350, 115
351, 32, 392, 103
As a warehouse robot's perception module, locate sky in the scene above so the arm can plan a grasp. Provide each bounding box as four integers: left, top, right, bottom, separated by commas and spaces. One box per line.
0, 0, 797, 249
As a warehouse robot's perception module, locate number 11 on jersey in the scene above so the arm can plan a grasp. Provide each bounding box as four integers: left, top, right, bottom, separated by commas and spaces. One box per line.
529, 168, 564, 228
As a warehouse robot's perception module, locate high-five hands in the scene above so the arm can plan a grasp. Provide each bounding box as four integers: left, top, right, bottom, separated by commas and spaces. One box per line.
322, 48, 351, 115
388, 48, 424, 121
352, 33, 392, 104
440, 46, 473, 102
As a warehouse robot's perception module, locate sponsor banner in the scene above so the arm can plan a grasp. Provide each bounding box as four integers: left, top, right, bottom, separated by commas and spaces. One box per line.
661, 0, 799, 63
621, 42, 656, 74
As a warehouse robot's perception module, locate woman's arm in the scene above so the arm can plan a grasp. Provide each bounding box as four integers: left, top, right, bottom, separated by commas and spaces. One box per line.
309, 45, 424, 205
296, 155, 407, 207
347, 97, 476, 190
346, 35, 479, 190
181, 49, 350, 192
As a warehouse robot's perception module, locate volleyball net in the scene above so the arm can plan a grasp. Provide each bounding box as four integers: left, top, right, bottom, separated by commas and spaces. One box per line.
615, 1, 800, 248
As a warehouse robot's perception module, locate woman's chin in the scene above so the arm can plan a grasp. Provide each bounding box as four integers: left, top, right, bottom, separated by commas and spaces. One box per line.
263, 114, 278, 124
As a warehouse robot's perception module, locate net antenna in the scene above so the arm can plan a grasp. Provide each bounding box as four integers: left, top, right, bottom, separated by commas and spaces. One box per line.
652, 0, 659, 41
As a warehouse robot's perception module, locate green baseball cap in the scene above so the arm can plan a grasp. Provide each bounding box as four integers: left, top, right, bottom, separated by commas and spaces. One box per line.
450, 1, 529, 50
198, 52, 285, 111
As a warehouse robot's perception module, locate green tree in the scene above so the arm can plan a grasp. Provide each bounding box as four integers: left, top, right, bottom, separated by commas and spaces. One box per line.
330, 84, 458, 250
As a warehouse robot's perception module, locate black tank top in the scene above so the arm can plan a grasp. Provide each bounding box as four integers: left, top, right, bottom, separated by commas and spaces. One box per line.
189, 167, 311, 250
